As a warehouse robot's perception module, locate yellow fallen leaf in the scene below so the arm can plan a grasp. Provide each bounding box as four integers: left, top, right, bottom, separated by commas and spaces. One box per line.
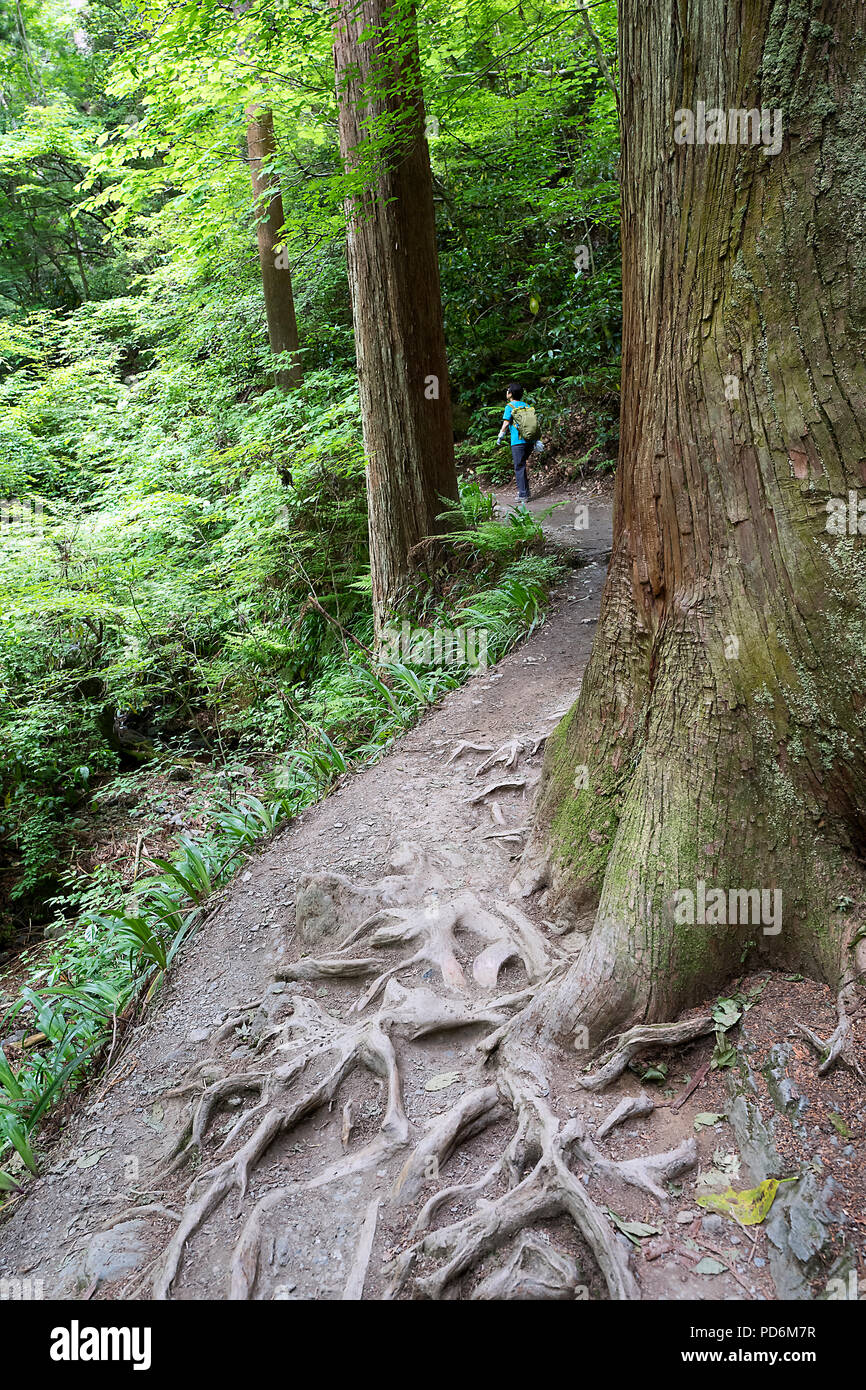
696, 1178, 784, 1225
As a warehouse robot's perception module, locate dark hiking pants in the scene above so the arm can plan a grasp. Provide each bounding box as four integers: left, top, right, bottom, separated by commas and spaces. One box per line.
511, 441, 532, 500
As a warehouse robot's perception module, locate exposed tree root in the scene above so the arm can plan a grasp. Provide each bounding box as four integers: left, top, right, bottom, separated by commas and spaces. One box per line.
576, 1016, 715, 1091
279, 890, 561, 1009
566, 1116, 697, 1203
278, 955, 381, 981
470, 1230, 582, 1299
794, 985, 865, 1081
122, 835, 737, 1302
447, 740, 494, 764
99, 1204, 181, 1228
150, 996, 410, 1297
134, 941, 705, 1301
393, 1085, 506, 1205
383, 1034, 699, 1300
386, 1054, 641, 1300
219, 978, 563, 1299
467, 776, 526, 805
342, 1198, 380, 1300
140, 939, 555, 1299
410, 1150, 511, 1234
483, 825, 529, 841
293, 844, 464, 950
472, 735, 547, 776
596, 1090, 655, 1139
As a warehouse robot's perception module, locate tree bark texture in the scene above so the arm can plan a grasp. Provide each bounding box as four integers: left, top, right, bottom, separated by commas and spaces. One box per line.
246, 105, 302, 390
332, 0, 459, 636
519, 0, 866, 1045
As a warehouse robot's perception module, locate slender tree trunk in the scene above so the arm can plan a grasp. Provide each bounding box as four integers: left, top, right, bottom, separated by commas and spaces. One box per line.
69, 216, 89, 300
517, 0, 866, 1046
246, 106, 302, 390
331, 0, 459, 636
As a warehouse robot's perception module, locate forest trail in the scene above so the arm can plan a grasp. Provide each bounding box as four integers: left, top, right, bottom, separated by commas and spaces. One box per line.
0, 484, 859, 1302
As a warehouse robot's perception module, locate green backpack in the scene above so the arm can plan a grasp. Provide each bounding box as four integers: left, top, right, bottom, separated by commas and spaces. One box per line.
510, 403, 539, 442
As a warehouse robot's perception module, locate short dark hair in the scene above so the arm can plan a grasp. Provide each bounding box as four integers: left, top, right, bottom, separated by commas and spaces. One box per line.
506, 382, 523, 399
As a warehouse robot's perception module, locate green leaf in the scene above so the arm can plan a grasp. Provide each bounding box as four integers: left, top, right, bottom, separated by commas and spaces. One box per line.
638, 1061, 668, 1084
0, 1121, 37, 1174
0, 1049, 24, 1101
605, 1208, 661, 1245
694, 1112, 724, 1131
828, 1113, 852, 1138
712, 997, 742, 1029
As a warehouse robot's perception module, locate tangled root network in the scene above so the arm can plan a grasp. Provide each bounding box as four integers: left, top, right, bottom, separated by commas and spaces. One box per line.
113, 819, 718, 1300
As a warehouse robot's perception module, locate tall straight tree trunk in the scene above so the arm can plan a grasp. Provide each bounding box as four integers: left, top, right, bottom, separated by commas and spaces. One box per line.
246, 106, 302, 390
516, 0, 866, 1047
331, 0, 459, 636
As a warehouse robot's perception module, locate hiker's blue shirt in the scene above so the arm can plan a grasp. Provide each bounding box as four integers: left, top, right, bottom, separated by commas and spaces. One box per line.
503, 401, 528, 446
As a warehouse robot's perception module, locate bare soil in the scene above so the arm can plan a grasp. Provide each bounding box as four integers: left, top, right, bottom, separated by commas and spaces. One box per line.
0, 482, 862, 1302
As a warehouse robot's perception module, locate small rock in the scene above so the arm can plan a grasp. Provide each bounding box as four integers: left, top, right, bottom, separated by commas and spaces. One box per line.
58, 1221, 150, 1294
188, 1028, 210, 1043
676, 1211, 698, 1224
701, 1214, 723, 1235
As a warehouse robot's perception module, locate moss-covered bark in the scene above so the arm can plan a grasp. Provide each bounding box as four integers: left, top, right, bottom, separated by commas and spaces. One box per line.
519, 0, 866, 1046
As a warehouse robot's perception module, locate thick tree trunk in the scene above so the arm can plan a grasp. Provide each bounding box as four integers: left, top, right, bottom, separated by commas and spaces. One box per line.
246, 106, 302, 390
331, 0, 459, 636
518, 0, 866, 1046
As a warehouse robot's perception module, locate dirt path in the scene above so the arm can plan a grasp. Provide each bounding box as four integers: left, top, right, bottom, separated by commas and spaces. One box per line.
1, 484, 860, 1302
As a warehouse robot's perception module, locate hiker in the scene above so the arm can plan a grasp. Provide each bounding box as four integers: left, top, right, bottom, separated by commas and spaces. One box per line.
496, 382, 539, 502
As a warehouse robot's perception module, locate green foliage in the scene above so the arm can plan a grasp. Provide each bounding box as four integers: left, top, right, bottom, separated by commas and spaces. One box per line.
0, 0, 619, 1192
0, 520, 555, 1180
456, 555, 560, 662
439, 499, 545, 563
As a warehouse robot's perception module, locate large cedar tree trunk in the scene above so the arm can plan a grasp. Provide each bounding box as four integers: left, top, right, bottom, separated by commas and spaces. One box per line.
517, 0, 866, 1047
331, 0, 459, 635
246, 106, 302, 390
